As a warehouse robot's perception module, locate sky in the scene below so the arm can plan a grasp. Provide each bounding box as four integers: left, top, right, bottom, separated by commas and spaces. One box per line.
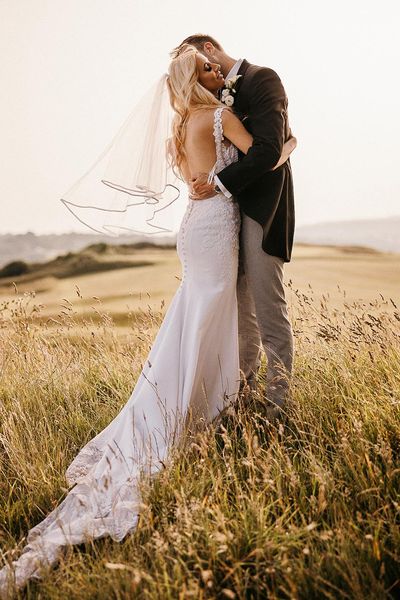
0, 0, 399, 234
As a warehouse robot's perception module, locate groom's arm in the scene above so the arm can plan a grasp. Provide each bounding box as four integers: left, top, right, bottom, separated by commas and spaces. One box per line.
216, 67, 287, 196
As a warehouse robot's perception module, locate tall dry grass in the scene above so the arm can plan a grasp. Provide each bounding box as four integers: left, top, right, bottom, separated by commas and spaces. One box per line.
0, 285, 399, 599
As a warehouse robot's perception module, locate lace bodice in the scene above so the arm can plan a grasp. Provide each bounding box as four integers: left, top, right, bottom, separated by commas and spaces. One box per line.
177, 106, 240, 282
209, 107, 238, 179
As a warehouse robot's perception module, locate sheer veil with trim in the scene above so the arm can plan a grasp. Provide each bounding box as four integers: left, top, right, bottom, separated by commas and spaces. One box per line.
60, 74, 184, 236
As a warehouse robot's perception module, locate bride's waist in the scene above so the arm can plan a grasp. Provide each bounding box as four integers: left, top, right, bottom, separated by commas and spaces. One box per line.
188, 192, 235, 205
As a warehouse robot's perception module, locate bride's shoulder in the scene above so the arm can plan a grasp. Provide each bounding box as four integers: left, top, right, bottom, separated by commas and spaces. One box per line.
219, 107, 237, 126
188, 106, 216, 118
188, 106, 232, 124
187, 107, 216, 129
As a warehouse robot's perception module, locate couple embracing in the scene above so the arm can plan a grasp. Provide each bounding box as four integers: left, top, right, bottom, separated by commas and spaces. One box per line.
0, 33, 296, 594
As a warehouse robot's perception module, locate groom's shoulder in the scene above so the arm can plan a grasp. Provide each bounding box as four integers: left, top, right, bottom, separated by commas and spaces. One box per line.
245, 62, 283, 85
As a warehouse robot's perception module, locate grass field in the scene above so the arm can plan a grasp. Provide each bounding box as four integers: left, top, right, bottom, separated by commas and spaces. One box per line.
0, 243, 399, 598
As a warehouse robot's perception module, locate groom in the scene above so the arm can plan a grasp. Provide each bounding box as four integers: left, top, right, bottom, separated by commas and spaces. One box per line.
176, 34, 295, 415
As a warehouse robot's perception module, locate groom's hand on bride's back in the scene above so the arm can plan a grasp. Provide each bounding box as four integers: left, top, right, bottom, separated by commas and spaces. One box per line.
190, 172, 215, 200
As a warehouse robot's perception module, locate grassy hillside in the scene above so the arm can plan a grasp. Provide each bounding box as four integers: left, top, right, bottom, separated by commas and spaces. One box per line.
0, 243, 158, 284
0, 245, 399, 598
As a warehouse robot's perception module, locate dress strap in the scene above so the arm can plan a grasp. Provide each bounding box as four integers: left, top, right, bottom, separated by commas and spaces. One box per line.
213, 107, 225, 164
208, 107, 226, 183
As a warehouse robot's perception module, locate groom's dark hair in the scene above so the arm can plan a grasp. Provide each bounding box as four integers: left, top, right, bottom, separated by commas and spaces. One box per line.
177, 34, 223, 52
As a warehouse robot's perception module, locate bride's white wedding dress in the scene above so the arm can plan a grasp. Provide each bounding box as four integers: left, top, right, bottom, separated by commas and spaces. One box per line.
0, 107, 240, 594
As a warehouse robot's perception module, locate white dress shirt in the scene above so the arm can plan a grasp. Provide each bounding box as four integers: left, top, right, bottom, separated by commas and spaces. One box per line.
225, 58, 244, 81
214, 58, 244, 198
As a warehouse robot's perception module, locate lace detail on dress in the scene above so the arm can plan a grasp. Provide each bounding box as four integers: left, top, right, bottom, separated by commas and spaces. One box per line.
212, 107, 239, 173
65, 444, 104, 485
213, 107, 225, 172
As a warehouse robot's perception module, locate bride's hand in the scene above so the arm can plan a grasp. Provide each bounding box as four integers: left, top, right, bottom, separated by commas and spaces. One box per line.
272, 136, 297, 171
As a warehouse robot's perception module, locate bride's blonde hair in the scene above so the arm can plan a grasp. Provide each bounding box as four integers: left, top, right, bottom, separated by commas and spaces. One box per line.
167, 44, 222, 176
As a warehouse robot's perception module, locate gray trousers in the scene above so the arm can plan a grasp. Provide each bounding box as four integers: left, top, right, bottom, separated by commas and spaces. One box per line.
237, 213, 294, 407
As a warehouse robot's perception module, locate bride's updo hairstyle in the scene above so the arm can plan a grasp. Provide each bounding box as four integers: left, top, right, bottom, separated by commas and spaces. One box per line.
167, 44, 221, 177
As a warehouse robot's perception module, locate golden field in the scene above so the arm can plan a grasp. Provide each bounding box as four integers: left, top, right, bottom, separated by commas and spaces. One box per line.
0, 243, 399, 599
0, 243, 398, 332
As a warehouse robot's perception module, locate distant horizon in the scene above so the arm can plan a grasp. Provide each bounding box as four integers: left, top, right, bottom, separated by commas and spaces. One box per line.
1, 213, 399, 237
1, 211, 399, 268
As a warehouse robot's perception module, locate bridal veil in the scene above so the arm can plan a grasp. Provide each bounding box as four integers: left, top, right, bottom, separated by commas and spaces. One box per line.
60, 75, 183, 235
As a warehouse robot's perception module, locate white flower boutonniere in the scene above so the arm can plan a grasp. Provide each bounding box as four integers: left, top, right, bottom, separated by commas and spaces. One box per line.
220, 74, 242, 107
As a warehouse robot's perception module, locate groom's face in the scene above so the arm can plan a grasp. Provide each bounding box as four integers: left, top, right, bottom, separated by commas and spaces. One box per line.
196, 54, 224, 93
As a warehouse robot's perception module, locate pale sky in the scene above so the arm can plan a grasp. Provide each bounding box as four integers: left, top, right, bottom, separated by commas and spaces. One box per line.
0, 0, 399, 234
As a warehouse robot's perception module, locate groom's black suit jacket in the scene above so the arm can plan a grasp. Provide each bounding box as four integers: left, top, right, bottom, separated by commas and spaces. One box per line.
217, 60, 295, 262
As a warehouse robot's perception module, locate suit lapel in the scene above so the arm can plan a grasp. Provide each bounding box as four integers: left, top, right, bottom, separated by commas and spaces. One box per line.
237, 59, 250, 78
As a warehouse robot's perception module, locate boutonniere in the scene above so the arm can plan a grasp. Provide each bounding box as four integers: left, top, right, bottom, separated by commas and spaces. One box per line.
220, 74, 242, 107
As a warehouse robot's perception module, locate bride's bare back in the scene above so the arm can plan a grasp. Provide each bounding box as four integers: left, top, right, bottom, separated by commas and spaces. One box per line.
181, 109, 220, 183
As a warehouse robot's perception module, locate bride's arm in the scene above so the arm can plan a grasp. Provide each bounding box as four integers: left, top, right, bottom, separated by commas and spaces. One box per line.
221, 110, 253, 154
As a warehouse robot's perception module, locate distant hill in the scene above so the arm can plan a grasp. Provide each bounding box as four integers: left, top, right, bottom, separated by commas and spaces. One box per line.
0, 232, 176, 268
295, 216, 400, 253
1, 217, 399, 269
0, 242, 161, 286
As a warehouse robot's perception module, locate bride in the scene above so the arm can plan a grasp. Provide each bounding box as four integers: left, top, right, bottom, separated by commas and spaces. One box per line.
0, 44, 296, 594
